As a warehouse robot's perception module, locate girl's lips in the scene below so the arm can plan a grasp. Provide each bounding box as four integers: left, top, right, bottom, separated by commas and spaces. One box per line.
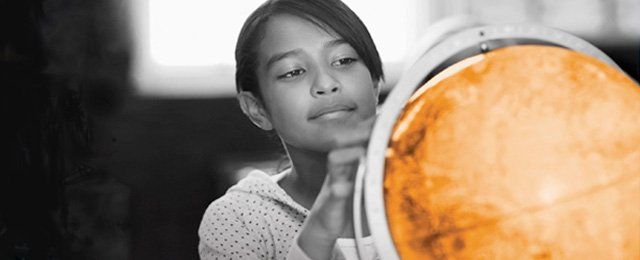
309, 105, 356, 120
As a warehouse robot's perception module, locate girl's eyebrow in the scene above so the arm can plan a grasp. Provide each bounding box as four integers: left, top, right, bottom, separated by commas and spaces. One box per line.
265, 49, 302, 69
324, 38, 348, 49
264, 39, 349, 70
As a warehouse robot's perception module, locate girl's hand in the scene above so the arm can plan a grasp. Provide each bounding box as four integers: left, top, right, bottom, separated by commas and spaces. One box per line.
297, 117, 375, 260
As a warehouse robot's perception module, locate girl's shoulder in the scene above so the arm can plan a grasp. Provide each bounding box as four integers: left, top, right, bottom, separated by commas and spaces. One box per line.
202, 168, 304, 219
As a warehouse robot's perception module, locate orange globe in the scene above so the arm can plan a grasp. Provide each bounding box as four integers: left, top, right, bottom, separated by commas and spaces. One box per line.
384, 45, 640, 259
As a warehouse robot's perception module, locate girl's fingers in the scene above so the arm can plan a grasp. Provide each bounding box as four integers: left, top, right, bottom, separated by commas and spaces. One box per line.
327, 146, 365, 198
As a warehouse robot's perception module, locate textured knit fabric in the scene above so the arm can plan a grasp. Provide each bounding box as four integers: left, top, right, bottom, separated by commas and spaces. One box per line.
198, 169, 377, 259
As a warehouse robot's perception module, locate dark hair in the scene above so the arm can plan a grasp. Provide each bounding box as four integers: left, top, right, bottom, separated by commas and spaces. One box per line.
235, 0, 384, 97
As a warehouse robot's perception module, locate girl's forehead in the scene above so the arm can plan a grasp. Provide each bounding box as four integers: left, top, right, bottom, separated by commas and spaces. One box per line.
258, 14, 340, 52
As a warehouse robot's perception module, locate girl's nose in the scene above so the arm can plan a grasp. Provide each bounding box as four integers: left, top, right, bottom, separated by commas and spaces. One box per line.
311, 70, 341, 97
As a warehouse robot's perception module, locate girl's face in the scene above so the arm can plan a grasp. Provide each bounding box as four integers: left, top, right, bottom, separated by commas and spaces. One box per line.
254, 14, 379, 152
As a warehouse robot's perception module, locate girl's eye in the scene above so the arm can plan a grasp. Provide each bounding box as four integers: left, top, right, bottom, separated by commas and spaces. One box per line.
278, 69, 306, 79
332, 57, 357, 67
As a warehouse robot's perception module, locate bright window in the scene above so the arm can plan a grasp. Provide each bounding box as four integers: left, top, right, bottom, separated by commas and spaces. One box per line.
132, 0, 416, 98
149, 0, 264, 66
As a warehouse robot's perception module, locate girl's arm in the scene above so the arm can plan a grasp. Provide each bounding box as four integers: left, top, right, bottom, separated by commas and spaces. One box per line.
295, 118, 375, 260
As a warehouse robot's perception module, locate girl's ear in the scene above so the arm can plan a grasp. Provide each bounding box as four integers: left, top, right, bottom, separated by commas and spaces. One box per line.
237, 91, 273, 131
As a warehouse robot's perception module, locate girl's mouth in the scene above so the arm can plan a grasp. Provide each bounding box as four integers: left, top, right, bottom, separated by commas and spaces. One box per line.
309, 105, 356, 120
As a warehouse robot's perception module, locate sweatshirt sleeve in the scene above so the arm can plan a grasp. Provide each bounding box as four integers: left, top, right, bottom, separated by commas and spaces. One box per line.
285, 235, 313, 260
285, 235, 379, 260
331, 236, 379, 260
198, 197, 268, 259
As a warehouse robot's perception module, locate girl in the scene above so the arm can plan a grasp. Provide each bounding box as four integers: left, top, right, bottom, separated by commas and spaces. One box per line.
199, 0, 383, 259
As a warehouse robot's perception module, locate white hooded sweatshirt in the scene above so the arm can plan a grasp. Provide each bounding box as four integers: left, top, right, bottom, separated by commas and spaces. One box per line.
198, 169, 377, 259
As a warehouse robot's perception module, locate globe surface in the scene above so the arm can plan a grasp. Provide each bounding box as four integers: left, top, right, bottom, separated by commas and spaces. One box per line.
384, 45, 640, 259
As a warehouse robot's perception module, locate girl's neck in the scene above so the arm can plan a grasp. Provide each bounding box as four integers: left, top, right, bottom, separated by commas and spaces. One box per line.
280, 144, 328, 209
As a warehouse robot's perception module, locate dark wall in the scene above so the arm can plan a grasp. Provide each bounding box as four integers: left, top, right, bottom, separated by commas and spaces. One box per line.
97, 97, 281, 259
600, 44, 640, 80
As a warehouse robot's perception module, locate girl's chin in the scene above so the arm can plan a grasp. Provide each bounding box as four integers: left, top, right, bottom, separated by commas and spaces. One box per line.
284, 139, 341, 155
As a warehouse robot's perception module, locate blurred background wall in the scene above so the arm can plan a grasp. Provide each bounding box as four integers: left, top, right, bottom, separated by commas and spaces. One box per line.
2, 0, 638, 259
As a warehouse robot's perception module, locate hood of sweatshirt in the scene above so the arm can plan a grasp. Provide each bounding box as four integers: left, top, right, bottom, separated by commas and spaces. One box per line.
227, 169, 309, 216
